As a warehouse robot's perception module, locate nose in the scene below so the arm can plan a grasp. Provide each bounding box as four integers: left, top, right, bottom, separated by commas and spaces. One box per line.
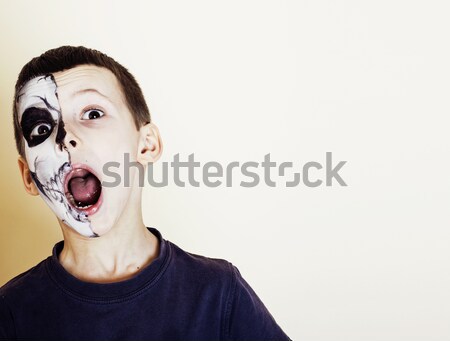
63, 129, 81, 152
54, 117, 81, 153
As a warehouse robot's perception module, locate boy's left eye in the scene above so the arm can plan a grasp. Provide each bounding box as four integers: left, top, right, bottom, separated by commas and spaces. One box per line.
81, 109, 105, 120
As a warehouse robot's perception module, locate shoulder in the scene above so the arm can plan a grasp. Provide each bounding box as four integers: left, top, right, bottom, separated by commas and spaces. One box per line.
0, 258, 49, 298
167, 240, 235, 283
225, 265, 291, 340
0, 259, 49, 339
166, 243, 290, 339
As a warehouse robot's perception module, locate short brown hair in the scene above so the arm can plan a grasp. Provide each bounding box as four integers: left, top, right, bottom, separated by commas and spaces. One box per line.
13, 45, 151, 156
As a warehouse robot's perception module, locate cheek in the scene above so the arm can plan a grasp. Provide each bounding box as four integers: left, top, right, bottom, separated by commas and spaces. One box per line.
95, 123, 137, 146
24, 139, 66, 175
98, 129, 139, 160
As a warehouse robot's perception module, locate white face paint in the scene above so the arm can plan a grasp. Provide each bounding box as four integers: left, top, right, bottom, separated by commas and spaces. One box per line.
17, 75, 98, 237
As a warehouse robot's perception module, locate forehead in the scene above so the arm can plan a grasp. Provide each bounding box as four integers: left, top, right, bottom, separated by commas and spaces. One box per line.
52, 65, 121, 97
17, 65, 123, 115
17, 75, 58, 115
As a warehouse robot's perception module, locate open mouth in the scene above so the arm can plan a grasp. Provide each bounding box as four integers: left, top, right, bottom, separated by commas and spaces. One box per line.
64, 164, 103, 216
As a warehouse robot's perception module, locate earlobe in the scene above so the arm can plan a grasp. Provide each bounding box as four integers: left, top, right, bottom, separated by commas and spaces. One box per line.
137, 122, 163, 165
17, 155, 39, 196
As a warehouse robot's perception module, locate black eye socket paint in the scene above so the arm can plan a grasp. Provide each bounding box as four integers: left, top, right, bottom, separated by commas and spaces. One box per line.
21, 107, 56, 147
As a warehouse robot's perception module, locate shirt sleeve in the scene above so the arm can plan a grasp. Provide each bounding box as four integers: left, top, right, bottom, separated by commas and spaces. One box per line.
224, 265, 291, 341
0, 294, 16, 340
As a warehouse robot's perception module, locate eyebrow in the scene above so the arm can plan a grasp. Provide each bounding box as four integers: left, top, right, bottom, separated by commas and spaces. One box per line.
73, 88, 111, 101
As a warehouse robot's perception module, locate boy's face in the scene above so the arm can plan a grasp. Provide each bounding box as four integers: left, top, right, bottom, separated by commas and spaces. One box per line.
17, 65, 144, 237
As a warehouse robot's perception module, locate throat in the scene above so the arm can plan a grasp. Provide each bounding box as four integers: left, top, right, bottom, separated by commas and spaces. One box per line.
58, 226, 160, 283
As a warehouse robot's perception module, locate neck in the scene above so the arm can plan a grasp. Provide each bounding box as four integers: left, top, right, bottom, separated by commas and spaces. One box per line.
57, 212, 159, 284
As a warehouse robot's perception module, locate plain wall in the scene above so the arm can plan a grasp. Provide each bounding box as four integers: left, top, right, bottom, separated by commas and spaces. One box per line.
1, 1, 449, 340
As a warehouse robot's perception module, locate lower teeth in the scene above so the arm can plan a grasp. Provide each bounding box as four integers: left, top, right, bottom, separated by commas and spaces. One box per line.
66, 193, 93, 209
76, 201, 92, 209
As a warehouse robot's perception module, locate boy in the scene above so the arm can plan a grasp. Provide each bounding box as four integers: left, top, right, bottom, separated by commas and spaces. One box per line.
0, 46, 290, 340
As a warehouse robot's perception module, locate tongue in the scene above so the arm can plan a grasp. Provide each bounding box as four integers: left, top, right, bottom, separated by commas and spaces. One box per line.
69, 174, 101, 206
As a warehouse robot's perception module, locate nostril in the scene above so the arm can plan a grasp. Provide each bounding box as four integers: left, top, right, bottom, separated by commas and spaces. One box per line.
70, 140, 77, 148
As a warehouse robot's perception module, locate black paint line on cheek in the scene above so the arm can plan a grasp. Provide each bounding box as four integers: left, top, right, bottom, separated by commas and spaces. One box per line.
30, 171, 51, 201
31, 160, 71, 205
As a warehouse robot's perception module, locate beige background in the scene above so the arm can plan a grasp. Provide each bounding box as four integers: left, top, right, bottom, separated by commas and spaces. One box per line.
1, 1, 450, 340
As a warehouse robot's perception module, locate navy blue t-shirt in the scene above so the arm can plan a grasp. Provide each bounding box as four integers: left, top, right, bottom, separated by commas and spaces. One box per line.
0, 228, 290, 340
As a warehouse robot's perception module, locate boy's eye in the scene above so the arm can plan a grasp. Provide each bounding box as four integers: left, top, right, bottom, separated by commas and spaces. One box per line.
81, 109, 104, 120
21, 107, 55, 147
30, 123, 52, 139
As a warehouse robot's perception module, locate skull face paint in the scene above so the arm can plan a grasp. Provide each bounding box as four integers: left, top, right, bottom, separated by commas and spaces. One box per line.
17, 75, 99, 237
17, 65, 145, 238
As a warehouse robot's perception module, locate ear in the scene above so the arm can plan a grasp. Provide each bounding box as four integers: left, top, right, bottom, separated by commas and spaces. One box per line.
137, 122, 163, 165
17, 155, 39, 196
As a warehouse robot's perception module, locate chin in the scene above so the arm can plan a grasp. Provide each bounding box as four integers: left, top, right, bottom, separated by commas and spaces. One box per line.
89, 219, 113, 237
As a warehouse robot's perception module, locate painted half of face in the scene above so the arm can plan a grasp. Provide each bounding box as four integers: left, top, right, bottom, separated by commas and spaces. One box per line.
17, 75, 100, 237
